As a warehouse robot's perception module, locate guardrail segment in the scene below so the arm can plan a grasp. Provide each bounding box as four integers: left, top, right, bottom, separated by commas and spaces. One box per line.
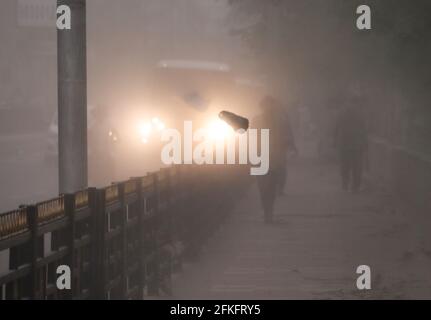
0, 165, 250, 300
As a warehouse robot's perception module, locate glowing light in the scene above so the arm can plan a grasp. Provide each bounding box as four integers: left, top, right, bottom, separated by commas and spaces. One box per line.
157, 122, 165, 131
152, 117, 165, 131
207, 119, 234, 141
137, 117, 165, 144
138, 122, 152, 137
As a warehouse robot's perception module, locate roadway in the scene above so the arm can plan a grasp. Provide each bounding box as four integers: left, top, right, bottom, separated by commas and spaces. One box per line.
169, 154, 431, 299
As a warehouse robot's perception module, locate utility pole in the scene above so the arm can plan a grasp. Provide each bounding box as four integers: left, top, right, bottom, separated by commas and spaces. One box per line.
57, 0, 87, 194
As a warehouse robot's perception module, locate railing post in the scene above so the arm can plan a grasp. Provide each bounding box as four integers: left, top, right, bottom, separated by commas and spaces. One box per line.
64, 194, 75, 299
147, 173, 160, 296
171, 166, 183, 273
119, 183, 127, 299
135, 178, 144, 299
91, 189, 105, 299
27, 205, 38, 300
163, 168, 173, 295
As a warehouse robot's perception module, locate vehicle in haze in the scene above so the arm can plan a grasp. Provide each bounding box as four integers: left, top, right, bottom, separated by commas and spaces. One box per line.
110, 59, 243, 181
44, 59, 261, 186
141, 59, 264, 138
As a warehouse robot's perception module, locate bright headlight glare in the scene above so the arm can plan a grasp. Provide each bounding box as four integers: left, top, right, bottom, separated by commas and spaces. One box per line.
152, 117, 165, 131
138, 122, 152, 137
157, 122, 165, 131
207, 119, 234, 141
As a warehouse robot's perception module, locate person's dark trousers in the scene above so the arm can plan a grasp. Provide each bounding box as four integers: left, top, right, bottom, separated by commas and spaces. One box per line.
339, 148, 364, 192
276, 163, 287, 195
256, 171, 277, 223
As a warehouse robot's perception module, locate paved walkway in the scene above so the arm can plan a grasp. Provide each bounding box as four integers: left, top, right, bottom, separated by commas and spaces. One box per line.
170, 156, 431, 299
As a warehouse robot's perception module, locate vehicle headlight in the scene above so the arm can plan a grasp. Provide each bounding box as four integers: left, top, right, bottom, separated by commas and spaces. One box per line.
108, 129, 119, 142
137, 118, 165, 144
138, 122, 152, 136
152, 117, 165, 131
207, 118, 234, 141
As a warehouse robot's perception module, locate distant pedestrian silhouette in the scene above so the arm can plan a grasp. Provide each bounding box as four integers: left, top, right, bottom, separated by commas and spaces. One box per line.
334, 99, 368, 193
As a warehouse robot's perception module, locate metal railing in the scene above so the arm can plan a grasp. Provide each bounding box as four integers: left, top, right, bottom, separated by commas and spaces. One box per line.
0, 164, 250, 300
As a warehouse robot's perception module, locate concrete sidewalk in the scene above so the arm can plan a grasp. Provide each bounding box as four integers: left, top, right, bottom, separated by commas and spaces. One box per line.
170, 157, 431, 299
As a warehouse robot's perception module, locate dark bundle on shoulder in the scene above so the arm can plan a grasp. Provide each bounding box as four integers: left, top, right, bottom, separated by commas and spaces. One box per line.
219, 111, 249, 132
